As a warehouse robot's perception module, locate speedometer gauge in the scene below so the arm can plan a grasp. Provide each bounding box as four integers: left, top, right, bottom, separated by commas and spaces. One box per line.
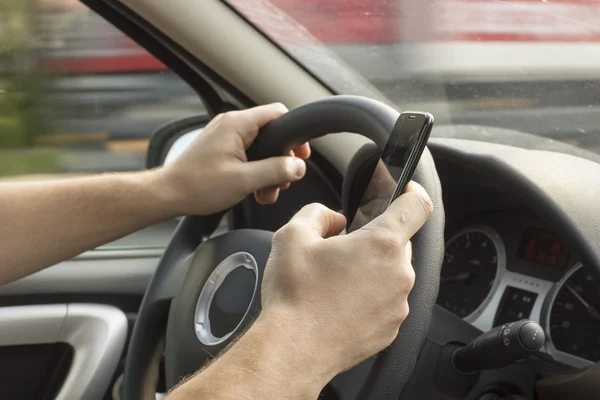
437, 227, 504, 320
548, 264, 600, 363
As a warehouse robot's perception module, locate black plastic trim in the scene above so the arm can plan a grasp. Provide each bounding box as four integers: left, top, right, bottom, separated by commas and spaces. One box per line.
0, 343, 74, 400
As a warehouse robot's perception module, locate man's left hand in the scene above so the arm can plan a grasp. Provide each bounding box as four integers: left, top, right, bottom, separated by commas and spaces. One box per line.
159, 103, 310, 216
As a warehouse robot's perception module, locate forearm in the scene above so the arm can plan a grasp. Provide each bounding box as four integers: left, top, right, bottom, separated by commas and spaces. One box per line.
166, 313, 331, 400
0, 170, 178, 285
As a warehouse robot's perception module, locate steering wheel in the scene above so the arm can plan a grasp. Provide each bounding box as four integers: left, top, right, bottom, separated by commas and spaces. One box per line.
122, 95, 445, 400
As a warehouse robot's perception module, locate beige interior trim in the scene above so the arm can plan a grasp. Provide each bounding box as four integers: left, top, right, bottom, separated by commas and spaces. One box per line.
119, 0, 370, 173
121, 0, 327, 106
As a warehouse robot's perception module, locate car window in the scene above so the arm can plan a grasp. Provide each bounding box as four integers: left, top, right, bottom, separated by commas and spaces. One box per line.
0, 1, 206, 180
226, 0, 600, 160
1, 1, 211, 249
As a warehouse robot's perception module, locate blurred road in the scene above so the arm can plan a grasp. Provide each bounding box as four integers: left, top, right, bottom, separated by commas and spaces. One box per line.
8, 0, 600, 175
42, 70, 600, 174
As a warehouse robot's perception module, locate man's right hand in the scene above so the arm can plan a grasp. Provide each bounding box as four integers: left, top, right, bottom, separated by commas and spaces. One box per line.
165, 181, 433, 400
259, 181, 433, 384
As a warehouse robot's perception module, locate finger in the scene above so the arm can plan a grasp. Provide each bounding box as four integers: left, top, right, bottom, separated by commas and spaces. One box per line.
254, 187, 280, 205
367, 181, 433, 241
206, 112, 225, 127
279, 150, 297, 188
242, 102, 288, 128
226, 103, 287, 148
289, 203, 347, 239
256, 183, 289, 194
404, 180, 431, 199
242, 156, 306, 193
292, 143, 311, 159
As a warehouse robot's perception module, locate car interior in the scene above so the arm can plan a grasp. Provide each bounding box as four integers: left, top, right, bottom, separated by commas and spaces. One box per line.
1, 1, 600, 400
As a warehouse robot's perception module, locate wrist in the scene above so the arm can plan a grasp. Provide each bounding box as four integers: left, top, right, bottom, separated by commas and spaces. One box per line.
255, 308, 341, 384
170, 311, 331, 400
144, 168, 188, 218
238, 311, 333, 398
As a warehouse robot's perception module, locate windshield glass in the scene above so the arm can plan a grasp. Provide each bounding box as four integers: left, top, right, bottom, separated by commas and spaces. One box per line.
226, 0, 600, 162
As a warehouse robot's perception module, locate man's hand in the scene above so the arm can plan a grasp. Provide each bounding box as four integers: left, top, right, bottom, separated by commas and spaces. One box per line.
160, 103, 310, 215
0, 104, 307, 285
349, 159, 398, 231
260, 181, 433, 381
167, 182, 433, 400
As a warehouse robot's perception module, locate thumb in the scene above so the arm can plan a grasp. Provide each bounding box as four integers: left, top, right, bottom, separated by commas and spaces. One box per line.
242, 156, 306, 192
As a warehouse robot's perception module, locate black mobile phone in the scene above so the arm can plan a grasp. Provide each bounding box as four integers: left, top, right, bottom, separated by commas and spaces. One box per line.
347, 111, 434, 232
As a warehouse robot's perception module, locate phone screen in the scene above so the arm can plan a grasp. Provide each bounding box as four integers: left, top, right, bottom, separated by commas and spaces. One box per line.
347, 112, 433, 233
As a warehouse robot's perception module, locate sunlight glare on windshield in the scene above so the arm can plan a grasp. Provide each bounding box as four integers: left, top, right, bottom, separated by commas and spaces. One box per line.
226, 0, 600, 160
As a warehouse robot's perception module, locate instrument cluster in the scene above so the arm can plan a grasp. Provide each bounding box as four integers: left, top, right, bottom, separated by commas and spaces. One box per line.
438, 211, 600, 368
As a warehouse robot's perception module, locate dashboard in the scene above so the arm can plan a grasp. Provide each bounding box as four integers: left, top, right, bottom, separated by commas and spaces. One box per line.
244, 139, 600, 377
0, 134, 599, 398
438, 209, 600, 370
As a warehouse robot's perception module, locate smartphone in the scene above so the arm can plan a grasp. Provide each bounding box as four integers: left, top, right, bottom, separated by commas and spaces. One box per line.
347, 111, 434, 232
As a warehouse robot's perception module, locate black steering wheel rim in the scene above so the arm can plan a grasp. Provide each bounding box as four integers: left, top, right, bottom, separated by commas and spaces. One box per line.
122, 95, 445, 400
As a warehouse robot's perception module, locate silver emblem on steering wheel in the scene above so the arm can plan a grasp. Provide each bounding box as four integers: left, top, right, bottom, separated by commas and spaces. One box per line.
193, 252, 259, 346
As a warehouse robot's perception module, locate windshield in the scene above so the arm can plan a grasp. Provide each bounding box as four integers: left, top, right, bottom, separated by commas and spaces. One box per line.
226, 0, 600, 162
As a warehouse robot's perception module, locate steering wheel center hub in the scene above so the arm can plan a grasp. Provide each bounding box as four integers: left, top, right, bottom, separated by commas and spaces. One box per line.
194, 251, 259, 346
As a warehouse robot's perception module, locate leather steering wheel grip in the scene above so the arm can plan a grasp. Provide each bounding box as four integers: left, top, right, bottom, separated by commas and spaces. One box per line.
246, 95, 398, 161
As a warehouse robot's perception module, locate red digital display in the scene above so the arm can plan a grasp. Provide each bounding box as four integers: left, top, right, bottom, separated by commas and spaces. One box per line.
517, 227, 569, 268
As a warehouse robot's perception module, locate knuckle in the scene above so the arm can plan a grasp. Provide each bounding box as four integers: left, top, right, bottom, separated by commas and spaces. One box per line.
401, 266, 416, 292
398, 302, 410, 322
276, 157, 290, 178
271, 228, 286, 245
272, 226, 290, 245
388, 302, 410, 326
221, 110, 249, 130
371, 232, 403, 257
406, 266, 416, 288
304, 202, 329, 214
409, 192, 434, 219
277, 221, 305, 240
392, 264, 415, 297
219, 110, 236, 125
299, 202, 331, 221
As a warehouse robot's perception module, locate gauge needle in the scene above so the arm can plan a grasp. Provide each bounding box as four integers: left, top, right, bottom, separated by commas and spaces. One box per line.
441, 272, 472, 284
565, 283, 600, 320
566, 283, 590, 308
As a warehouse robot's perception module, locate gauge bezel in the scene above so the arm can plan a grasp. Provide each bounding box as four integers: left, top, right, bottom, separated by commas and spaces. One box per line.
441, 225, 506, 324
542, 262, 595, 369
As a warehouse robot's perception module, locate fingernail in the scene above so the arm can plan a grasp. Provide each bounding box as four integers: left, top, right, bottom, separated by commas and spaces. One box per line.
254, 189, 265, 204
287, 157, 306, 178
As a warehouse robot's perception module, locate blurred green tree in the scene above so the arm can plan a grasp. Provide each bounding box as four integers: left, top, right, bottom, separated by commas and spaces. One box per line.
0, 0, 59, 176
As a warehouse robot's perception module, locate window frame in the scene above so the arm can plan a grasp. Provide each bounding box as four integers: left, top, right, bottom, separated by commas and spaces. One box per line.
81, 0, 255, 115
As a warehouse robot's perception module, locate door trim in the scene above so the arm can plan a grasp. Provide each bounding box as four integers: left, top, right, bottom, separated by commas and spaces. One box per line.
0, 304, 127, 400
